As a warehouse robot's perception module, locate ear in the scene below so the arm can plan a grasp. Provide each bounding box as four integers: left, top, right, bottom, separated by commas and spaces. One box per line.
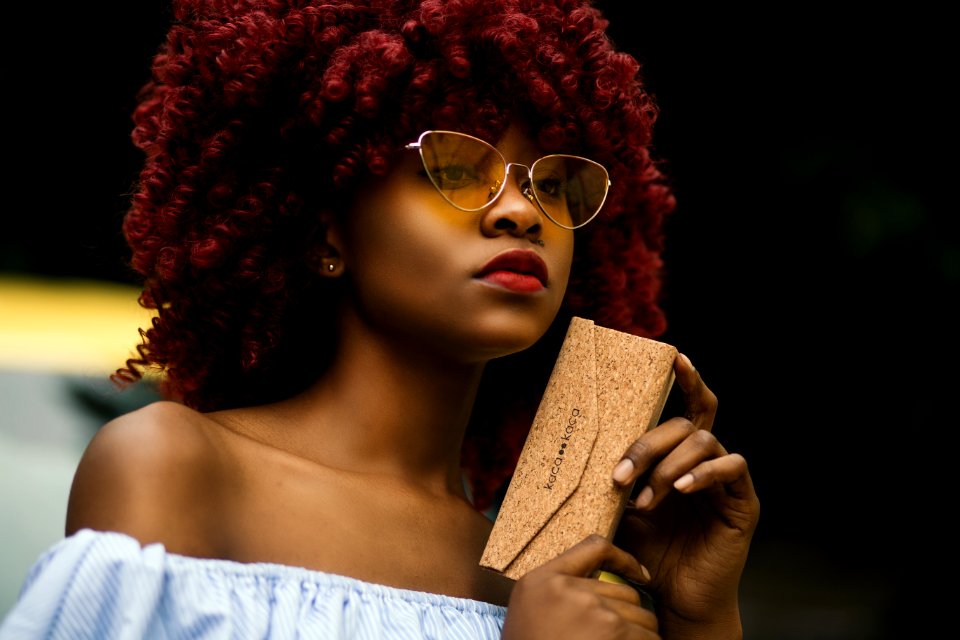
307, 213, 346, 277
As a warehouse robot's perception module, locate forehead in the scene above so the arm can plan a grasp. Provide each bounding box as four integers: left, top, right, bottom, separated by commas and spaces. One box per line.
436, 122, 545, 162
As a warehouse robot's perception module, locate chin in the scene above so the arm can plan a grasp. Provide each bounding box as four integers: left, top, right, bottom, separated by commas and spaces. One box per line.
452, 312, 557, 363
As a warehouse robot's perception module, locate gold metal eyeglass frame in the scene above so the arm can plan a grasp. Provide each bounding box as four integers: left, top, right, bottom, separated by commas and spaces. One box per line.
405, 130, 611, 230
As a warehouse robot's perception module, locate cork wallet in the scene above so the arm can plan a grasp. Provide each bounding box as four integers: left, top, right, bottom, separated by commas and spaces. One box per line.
480, 316, 677, 580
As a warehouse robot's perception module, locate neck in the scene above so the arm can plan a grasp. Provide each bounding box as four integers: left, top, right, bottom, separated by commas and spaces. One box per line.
280, 309, 487, 499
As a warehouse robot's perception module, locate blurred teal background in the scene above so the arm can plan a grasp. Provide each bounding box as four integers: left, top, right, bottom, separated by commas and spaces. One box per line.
1, 2, 954, 637
0, 277, 161, 616
0, 371, 89, 612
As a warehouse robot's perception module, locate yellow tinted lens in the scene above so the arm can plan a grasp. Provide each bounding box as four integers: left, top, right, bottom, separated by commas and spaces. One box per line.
531, 156, 609, 228
419, 132, 505, 211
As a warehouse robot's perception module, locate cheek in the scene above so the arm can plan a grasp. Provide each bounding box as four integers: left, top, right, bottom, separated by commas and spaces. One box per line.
343, 197, 467, 319
358, 229, 450, 297
546, 231, 575, 294
351, 194, 464, 276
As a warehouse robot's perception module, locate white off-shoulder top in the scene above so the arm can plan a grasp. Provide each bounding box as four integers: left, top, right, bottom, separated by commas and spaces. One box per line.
0, 528, 507, 639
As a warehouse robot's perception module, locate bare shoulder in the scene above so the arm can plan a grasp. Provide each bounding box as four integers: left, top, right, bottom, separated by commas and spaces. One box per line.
65, 400, 224, 555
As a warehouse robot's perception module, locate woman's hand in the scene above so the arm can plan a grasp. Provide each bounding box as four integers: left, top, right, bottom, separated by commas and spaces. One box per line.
610, 353, 760, 640
501, 534, 661, 640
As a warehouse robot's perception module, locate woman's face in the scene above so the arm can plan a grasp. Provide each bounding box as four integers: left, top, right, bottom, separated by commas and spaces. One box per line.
336, 122, 575, 363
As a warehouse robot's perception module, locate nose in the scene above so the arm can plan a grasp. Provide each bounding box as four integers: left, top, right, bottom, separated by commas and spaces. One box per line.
479, 164, 543, 242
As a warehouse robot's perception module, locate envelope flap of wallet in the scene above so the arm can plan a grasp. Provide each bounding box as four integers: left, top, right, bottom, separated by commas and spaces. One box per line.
480, 317, 600, 572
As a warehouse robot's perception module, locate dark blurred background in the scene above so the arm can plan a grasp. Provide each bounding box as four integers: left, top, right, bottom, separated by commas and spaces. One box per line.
1, 3, 955, 637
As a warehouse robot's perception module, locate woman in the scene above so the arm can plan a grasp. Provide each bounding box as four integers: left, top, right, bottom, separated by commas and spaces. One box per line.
1, 1, 758, 638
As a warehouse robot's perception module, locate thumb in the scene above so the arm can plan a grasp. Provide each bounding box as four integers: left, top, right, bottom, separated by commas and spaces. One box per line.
541, 534, 651, 585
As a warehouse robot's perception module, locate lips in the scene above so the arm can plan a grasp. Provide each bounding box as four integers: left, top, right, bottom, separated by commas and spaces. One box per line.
476, 249, 549, 292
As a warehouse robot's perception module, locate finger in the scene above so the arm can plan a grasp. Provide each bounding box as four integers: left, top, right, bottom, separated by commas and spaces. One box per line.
672, 453, 760, 532
672, 452, 750, 496
544, 534, 651, 586
614, 425, 727, 509
635, 429, 729, 510
647, 429, 728, 495
612, 417, 698, 487
598, 595, 659, 630
673, 353, 717, 430
598, 571, 656, 611
564, 577, 660, 633
594, 574, 643, 605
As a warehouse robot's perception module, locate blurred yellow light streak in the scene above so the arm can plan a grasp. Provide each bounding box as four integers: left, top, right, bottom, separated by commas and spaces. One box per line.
0, 275, 157, 375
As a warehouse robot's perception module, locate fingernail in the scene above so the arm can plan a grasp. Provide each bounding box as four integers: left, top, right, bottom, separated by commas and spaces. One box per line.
680, 352, 694, 371
674, 473, 694, 490
634, 485, 653, 508
612, 458, 634, 484
638, 564, 651, 582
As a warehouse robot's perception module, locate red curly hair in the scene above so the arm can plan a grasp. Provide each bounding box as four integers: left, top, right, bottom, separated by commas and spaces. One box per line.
115, 0, 675, 511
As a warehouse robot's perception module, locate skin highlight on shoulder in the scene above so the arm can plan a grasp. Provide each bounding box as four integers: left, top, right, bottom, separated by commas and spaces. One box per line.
65, 400, 226, 557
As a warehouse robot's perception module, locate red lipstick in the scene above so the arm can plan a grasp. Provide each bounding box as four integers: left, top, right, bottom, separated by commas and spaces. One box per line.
476, 249, 548, 293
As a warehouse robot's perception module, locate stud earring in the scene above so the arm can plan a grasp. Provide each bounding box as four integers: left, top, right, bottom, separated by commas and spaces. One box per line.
327, 263, 335, 272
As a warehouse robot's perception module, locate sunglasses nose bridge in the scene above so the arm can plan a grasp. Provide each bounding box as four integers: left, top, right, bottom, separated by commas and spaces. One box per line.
503, 162, 538, 206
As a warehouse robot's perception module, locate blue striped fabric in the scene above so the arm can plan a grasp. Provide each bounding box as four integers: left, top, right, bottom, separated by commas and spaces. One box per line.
0, 529, 507, 639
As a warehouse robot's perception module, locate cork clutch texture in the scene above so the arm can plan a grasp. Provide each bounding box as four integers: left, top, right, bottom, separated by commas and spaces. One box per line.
480, 316, 677, 580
